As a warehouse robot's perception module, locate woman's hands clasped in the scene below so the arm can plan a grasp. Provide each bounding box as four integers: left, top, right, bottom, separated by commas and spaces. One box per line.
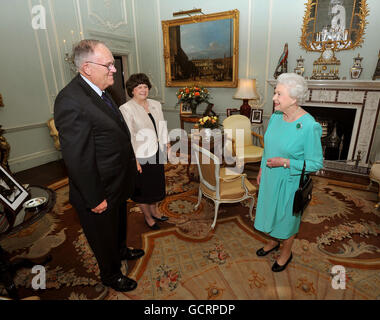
266, 157, 288, 168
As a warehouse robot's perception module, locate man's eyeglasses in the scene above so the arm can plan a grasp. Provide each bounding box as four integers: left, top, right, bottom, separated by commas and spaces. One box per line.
86, 61, 115, 71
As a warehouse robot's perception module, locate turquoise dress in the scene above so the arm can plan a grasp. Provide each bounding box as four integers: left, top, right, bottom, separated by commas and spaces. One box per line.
254, 112, 323, 239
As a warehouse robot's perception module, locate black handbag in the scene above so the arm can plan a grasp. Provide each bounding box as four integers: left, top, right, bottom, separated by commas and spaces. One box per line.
293, 161, 313, 215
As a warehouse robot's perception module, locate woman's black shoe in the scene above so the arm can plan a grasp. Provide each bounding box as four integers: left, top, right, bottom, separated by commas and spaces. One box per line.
145, 220, 160, 230
152, 215, 169, 222
256, 242, 280, 257
272, 253, 293, 272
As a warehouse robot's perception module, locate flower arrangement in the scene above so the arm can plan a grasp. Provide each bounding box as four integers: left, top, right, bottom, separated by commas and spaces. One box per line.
198, 116, 219, 129
176, 86, 210, 114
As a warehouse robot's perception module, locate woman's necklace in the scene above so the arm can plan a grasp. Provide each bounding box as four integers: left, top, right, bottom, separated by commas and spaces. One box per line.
284, 106, 300, 122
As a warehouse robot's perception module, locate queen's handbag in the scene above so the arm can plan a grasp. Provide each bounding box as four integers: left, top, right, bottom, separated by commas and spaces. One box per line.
293, 161, 313, 215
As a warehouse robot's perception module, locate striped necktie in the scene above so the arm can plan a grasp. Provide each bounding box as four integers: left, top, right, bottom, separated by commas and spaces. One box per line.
101, 92, 119, 115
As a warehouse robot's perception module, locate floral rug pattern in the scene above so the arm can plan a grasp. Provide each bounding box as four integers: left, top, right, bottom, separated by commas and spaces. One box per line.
1, 165, 380, 300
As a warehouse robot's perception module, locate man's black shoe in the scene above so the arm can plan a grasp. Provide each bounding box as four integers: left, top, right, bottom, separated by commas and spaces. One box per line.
152, 215, 169, 222
103, 276, 137, 292
120, 247, 145, 261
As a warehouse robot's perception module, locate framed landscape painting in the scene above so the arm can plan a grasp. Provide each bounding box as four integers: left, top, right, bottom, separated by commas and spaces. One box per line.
162, 10, 239, 88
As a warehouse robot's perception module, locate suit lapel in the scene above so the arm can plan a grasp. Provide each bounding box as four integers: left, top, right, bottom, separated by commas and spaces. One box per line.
103, 90, 132, 139
76, 75, 130, 139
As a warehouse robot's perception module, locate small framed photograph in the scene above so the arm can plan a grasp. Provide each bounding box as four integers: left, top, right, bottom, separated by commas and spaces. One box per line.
0, 166, 29, 213
180, 103, 192, 115
251, 109, 263, 123
226, 108, 240, 117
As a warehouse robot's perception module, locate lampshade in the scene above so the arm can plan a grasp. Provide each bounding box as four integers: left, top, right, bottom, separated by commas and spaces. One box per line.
233, 79, 260, 100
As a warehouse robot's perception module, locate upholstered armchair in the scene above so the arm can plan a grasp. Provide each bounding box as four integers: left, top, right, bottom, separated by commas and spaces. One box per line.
47, 118, 60, 151
193, 144, 256, 229
222, 114, 264, 167
369, 161, 380, 208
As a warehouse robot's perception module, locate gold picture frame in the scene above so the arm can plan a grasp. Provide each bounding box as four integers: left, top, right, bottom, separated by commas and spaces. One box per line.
162, 10, 239, 88
300, 0, 369, 52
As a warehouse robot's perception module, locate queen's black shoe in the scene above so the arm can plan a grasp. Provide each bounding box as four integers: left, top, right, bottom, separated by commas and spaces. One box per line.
256, 242, 280, 257
271, 253, 293, 272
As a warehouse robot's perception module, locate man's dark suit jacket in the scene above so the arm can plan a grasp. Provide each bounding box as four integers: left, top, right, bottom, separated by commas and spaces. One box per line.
54, 74, 136, 212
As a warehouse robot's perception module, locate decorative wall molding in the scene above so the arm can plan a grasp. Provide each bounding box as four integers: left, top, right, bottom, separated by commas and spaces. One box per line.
87, 0, 128, 31
246, 0, 253, 78
3, 122, 47, 134
28, 0, 52, 112
131, 0, 140, 73
9, 149, 61, 173
263, 0, 273, 111
87, 29, 133, 43
74, 0, 85, 40
49, 0, 66, 90
44, 2, 59, 113
88, 29, 133, 53
155, 0, 165, 103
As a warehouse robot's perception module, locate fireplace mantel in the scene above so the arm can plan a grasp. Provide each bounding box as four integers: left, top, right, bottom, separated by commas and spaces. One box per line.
267, 79, 380, 90
267, 79, 380, 165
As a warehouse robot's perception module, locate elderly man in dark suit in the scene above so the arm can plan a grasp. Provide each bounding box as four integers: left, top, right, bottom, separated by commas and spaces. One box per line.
54, 39, 144, 292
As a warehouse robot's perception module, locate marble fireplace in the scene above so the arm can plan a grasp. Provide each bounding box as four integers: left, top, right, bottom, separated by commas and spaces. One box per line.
268, 80, 380, 170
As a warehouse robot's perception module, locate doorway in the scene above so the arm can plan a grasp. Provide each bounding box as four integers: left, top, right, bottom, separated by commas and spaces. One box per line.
107, 55, 128, 107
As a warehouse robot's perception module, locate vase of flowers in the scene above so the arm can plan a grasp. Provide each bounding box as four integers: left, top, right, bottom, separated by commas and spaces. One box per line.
176, 86, 210, 115
198, 116, 220, 141
198, 116, 219, 129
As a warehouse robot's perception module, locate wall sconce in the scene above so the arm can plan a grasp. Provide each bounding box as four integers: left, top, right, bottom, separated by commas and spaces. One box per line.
233, 78, 260, 118
63, 31, 82, 74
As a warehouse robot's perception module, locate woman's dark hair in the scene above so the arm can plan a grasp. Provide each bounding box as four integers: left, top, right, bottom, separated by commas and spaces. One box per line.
126, 73, 152, 97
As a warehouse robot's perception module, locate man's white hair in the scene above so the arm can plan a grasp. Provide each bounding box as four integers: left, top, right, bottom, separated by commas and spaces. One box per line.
72, 39, 104, 69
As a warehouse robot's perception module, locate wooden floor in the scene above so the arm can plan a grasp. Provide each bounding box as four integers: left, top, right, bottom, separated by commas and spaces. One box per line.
14, 160, 67, 187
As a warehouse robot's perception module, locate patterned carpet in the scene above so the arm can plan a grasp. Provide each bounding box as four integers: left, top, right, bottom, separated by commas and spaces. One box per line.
1, 164, 379, 300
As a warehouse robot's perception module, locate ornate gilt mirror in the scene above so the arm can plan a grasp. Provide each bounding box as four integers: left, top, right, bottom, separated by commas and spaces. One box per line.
300, 0, 369, 52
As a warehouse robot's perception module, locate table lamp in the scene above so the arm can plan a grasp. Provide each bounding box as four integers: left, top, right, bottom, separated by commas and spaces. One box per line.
233, 79, 260, 118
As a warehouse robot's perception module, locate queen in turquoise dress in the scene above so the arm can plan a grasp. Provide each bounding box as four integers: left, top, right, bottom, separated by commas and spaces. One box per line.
254, 73, 323, 272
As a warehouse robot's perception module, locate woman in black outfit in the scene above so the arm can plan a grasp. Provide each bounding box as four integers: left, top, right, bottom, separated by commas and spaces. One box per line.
119, 73, 170, 230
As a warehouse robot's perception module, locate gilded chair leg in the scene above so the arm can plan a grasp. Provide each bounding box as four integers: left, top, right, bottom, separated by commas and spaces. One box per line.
376, 189, 380, 209
248, 196, 254, 221
211, 201, 220, 229
195, 188, 202, 209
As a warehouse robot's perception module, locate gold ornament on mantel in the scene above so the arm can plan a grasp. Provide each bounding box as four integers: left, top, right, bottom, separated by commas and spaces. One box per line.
311, 45, 340, 80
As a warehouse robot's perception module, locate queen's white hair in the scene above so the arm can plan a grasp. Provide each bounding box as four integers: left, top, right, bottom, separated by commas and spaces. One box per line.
276, 73, 308, 105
